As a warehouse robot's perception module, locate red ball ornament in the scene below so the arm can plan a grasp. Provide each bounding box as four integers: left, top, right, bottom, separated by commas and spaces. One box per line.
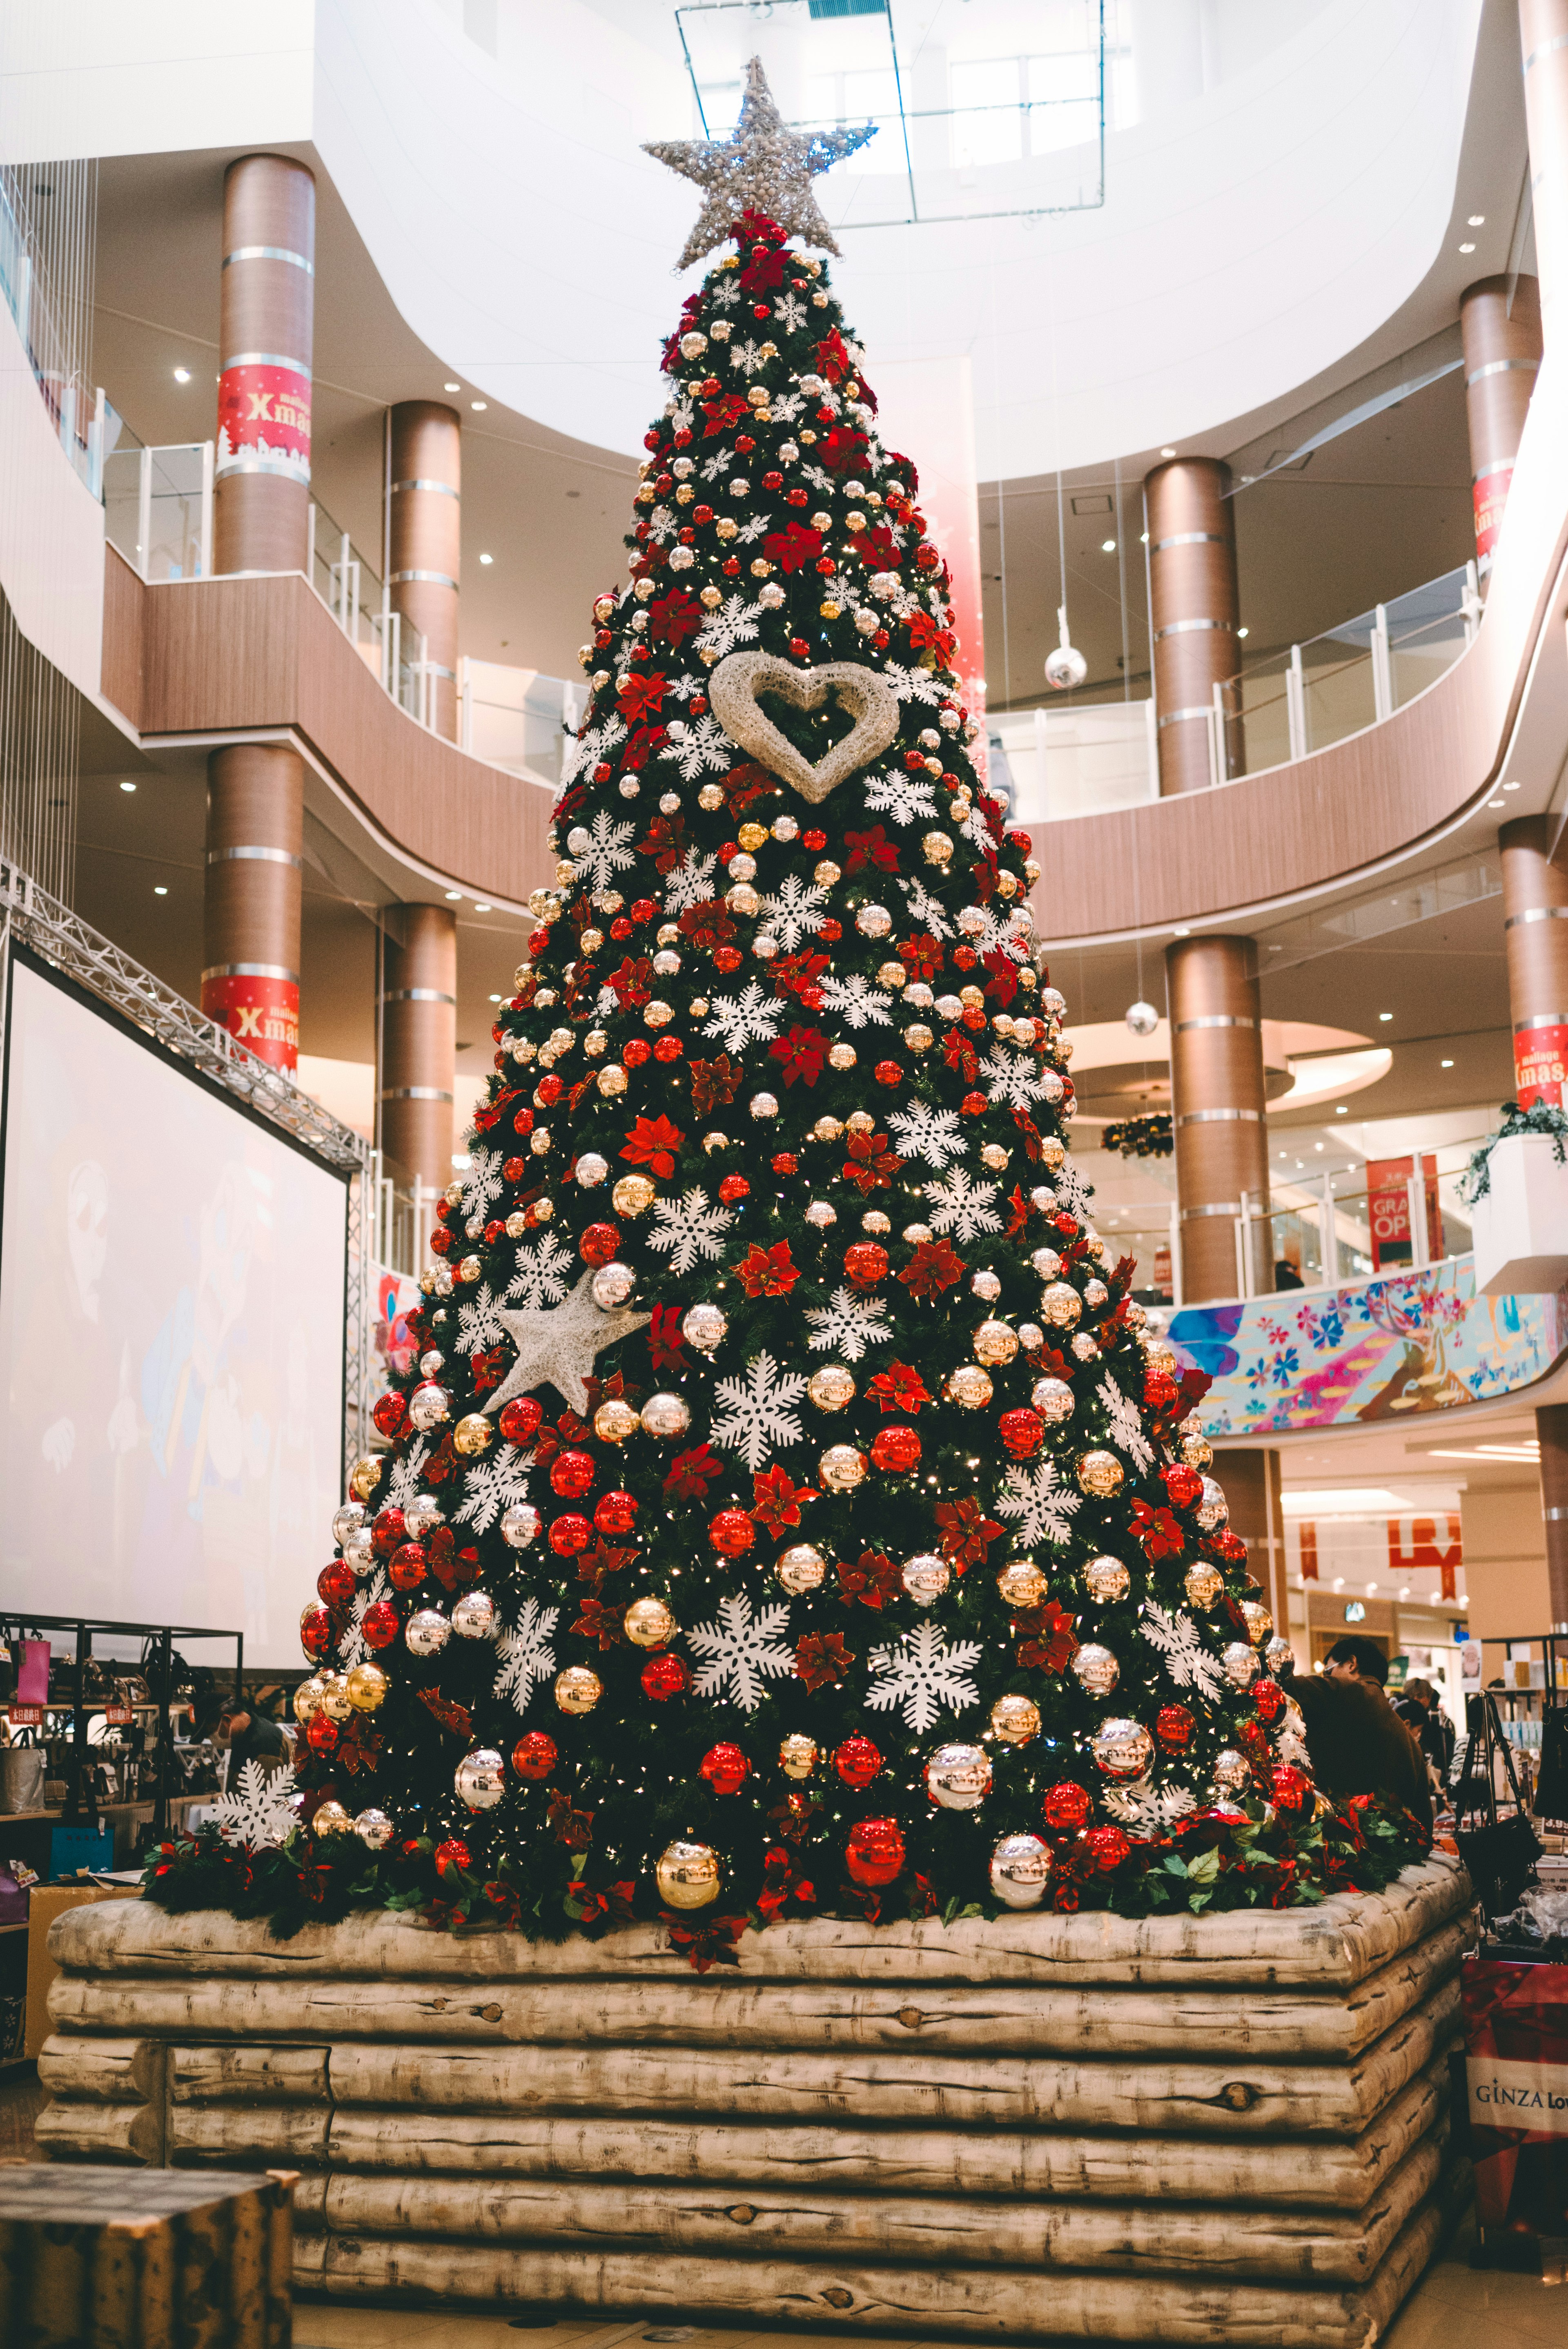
299, 1604, 333, 1661
653, 1034, 683, 1063
772, 1153, 798, 1175
1085, 1825, 1131, 1872
718, 1174, 751, 1203
608, 917, 633, 942
580, 1222, 622, 1267
844, 1241, 889, 1289
372, 1390, 406, 1439
502, 1159, 524, 1183
998, 1408, 1043, 1460
499, 1397, 543, 1446
1215, 1531, 1249, 1564
512, 1732, 558, 1781
429, 1226, 452, 1255
1163, 1463, 1203, 1508
387, 1542, 427, 1592
960, 1091, 988, 1117
700, 1742, 750, 1795
709, 1508, 755, 1559
434, 1837, 471, 1878
1156, 1704, 1194, 1752
631, 898, 658, 924
802, 827, 827, 851
623, 1038, 653, 1066
372, 1507, 407, 1558
360, 1600, 399, 1651
714, 946, 744, 974
1043, 1781, 1091, 1831
1253, 1678, 1285, 1723
547, 1513, 593, 1557
318, 1559, 356, 1608
535, 1074, 565, 1107
594, 1491, 637, 1536
1270, 1764, 1312, 1816
870, 1424, 921, 1473
845, 1816, 905, 1887
550, 1449, 597, 1500
1143, 1369, 1179, 1415
834, 1735, 882, 1790
306, 1712, 340, 1753
641, 1652, 690, 1701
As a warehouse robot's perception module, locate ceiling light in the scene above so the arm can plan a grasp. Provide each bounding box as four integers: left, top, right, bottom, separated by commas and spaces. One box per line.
1139, 531, 1149, 544
173, 366, 191, 383
1160, 446, 1176, 458
470, 400, 488, 411
445, 381, 461, 392
1503, 780, 1521, 791
1379, 1011, 1392, 1022
119, 780, 136, 793
474, 901, 492, 913
1314, 1141, 1323, 1151
1174, 925, 1191, 937
1468, 214, 1485, 226
1335, 1104, 1348, 1114
479, 552, 494, 565
154, 885, 168, 896
1236, 626, 1249, 638
1488, 798, 1505, 809
444, 889, 462, 900
1399, 1586, 1410, 1598
1458, 242, 1476, 254
1441, 1057, 1454, 1068
489, 993, 502, 1003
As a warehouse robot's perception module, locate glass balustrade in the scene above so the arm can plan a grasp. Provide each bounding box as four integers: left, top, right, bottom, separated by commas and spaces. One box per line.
103, 438, 211, 581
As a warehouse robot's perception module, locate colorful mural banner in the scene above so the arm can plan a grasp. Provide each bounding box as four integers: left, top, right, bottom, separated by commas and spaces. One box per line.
1169, 1256, 1568, 1437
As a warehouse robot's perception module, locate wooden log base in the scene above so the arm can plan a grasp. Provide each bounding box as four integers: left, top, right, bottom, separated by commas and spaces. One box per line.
38, 1868, 1475, 2345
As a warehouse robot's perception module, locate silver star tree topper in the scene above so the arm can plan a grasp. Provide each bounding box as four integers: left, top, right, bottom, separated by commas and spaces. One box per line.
482, 1269, 652, 1419
645, 55, 877, 270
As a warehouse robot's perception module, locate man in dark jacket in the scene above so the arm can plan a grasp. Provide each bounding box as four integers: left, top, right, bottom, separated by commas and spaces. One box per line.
1287, 1637, 1433, 1834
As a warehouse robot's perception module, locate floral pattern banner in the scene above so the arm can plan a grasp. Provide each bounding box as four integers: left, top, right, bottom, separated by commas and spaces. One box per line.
1169, 1258, 1568, 1436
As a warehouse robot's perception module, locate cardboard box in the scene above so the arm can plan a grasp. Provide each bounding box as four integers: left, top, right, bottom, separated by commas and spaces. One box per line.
24, 1883, 139, 2059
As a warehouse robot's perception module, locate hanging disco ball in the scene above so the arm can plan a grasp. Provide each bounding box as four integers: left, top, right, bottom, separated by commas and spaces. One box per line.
1125, 1001, 1159, 1038
1045, 602, 1088, 691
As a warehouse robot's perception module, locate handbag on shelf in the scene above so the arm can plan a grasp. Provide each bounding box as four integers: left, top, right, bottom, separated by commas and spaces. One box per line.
1453, 1694, 1544, 1919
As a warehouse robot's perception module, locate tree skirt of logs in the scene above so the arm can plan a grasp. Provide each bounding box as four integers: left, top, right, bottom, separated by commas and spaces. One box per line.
35, 1859, 1474, 2345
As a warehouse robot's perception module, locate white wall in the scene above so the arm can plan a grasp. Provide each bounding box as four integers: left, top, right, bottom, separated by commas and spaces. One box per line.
0, 287, 103, 700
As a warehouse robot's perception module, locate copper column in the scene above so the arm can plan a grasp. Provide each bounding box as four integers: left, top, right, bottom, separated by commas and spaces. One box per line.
1145, 458, 1239, 796
1459, 275, 1541, 569
388, 402, 461, 740
1536, 1403, 1568, 1632
1218, 1449, 1289, 1651
203, 154, 314, 1073
1167, 935, 1272, 1302
379, 905, 458, 1195
1500, 817, 1568, 1107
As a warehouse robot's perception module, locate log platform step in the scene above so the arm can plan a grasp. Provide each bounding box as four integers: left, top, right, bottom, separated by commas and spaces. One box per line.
36, 1862, 1476, 2345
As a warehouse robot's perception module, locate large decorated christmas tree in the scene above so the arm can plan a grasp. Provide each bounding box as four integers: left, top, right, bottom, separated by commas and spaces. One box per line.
155, 67, 1427, 1952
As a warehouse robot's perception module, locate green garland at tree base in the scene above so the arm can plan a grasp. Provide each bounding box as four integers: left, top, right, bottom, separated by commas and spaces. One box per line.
140, 1795, 1432, 1967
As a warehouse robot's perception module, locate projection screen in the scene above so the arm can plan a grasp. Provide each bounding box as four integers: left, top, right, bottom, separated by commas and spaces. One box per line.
0, 949, 347, 1664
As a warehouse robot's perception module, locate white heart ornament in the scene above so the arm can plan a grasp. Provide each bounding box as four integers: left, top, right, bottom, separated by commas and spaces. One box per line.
709, 650, 901, 805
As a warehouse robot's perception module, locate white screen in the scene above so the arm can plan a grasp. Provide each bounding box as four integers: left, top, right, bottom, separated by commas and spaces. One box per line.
0, 955, 346, 1664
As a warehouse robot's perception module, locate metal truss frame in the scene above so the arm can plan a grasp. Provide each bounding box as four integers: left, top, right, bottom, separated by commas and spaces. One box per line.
0, 860, 373, 1474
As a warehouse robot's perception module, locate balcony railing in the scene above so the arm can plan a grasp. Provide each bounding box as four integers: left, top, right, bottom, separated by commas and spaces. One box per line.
996, 560, 1483, 824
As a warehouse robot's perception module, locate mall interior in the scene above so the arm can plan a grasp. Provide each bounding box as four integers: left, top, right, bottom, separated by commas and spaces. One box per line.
1, 1, 1567, 2342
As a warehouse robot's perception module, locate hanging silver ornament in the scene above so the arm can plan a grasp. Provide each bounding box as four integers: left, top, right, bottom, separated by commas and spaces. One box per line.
1183, 1561, 1223, 1608
990, 1832, 1052, 1909
354, 1807, 394, 1851
1241, 1600, 1274, 1648
1223, 1640, 1260, 1689
1072, 1642, 1120, 1697
777, 1543, 827, 1596
332, 1502, 366, 1547
1125, 1001, 1159, 1039
926, 1743, 993, 1811
1265, 1634, 1294, 1676
1045, 604, 1088, 691
682, 1301, 727, 1353
1196, 1476, 1229, 1531
409, 1383, 452, 1431
641, 1392, 692, 1439
591, 1261, 637, 1310
1212, 1747, 1250, 1794
990, 1693, 1041, 1745
901, 1553, 950, 1606
452, 1591, 497, 1641
404, 1494, 444, 1539
405, 1608, 450, 1657
575, 1152, 610, 1188
1031, 1376, 1074, 1424
1091, 1718, 1154, 1780
501, 1503, 540, 1550
1082, 1555, 1131, 1604
455, 1748, 507, 1811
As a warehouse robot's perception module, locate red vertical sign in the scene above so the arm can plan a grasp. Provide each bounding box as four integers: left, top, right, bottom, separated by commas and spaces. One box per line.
1514, 1022, 1568, 1109
1472, 464, 1513, 563
1387, 1514, 1461, 1602
1366, 1157, 1442, 1270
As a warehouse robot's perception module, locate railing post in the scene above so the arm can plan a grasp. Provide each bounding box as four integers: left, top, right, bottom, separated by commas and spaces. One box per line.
1235, 1192, 1252, 1300
1169, 1198, 1183, 1313
88, 386, 105, 500
1462, 558, 1482, 642
1209, 682, 1225, 786
200, 439, 214, 579
1143, 698, 1158, 798
1371, 602, 1392, 721
338, 533, 352, 633
460, 660, 473, 755
1409, 1153, 1430, 1271
1286, 645, 1306, 761
137, 445, 152, 582
59, 380, 75, 466
1319, 1173, 1337, 1288
412, 1176, 431, 1271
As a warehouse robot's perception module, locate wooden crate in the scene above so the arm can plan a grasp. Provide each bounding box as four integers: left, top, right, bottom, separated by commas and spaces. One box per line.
35, 1861, 1475, 2345
0, 2162, 294, 2348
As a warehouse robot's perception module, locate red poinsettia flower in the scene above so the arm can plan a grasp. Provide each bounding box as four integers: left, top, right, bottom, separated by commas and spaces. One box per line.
617, 671, 667, 725
570, 1596, 626, 1650
1015, 1600, 1079, 1674
751, 1464, 817, 1531
836, 1550, 901, 1610
622, 722, 668, 773
621, 1114, 684, 1178
648, 590, 702, 647
934, 1494, 1004, 1568
647, 1304, 687, 1375
679, 899, 737, 954
770, 1025, 829, 1088
736, 1239, 799, 1298
819, 424, 869, 473
900, 1236, 966, 1299
607, 955, 653, 1007
689, 1054, 742, 1114
844, 826, 900, 873
575, 1540, 637, 1594
771, 948, 831, 1003
898, 932, 944, 981
815, 326, 855, 383
1131, 1500, 1186, 1560
841, 1127, 902, 1195
702, 392, 749, 436
664, 1444, 723, 1500
762, 520, 823, 573
943, 1028, 979, 1082
866, 1362, 933, 1414
636, 812, 685, 869
796, 1630, 855, 1690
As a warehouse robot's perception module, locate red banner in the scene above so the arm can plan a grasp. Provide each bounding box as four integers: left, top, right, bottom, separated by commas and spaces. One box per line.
217, 362, 311, 485
1464, 1958, 1568, 2250
202, 973, 299, 1073
1366, 1156, 1442, 1271
1387, 1513, 1461, 1602
1515, 1021, 1568, 1110
1473, 465, 1513, 563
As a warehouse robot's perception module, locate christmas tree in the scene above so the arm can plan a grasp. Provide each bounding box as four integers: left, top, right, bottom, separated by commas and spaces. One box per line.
157, 66, 1428, 1950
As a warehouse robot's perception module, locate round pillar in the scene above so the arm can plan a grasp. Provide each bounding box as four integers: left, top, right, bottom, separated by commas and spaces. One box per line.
214, 154, 314, 576
379, 905, 457, 1194
1535, 1402, 1568, 1631
1521, 0, 1568, 349
1166, 934, 1271, 1302
1500, 815, 1568, 1105
1460, 274, 1541, 570
1216, 1449, 1287, 1645
202, 744, 303, 1071
388, 403, 461, 741
1145, 458, 1238, 796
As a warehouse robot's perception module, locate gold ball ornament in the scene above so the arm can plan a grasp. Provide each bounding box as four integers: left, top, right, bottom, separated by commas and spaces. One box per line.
1184, 1561, 1224, 1608
454, 1413, 492, 1457
682, 1302, 728, 1353
641, 1393, 691, 1439
612, 1173, 656, 1217
1195, 1476, 1229, 1531
996, 1559, 1048, 1607
349, 1453, 382, 1502
624, 1597, 676, 1648
1076, 1450, 1124, 1498
947, 1363, 994, 1410
776, 1544, 827, 1596
316, 1671, 352, 1722
1091, 1718, 1155, 1781
598, 1063, 629, 1098
311, 1799, 355, 1838
595, 1397, 640, 1443
990, 1693, 1041, 1745
1241, 1599, 1274, 1647
346, 1662, 388, 1712
808, 1364, 856, 1411
555, 1665, 603, 1714
1040, 1282, 1082, 1329
901, 1552, 951, 1606
1265, 1634, 1294, 1676
974, 1319, 1018, 1367
1212, 1747, 1250, 1793
1031, 1376, 1074, 1424
1182, 1433, 1215, 1470
926, 1742, 993, 1810
1144, 1337, 1178, 1374
293, 1676, 325, 1724
990, 1832, 1053, 1909
1082, 1555, 1131, 1603
827, 1042, 857, 1072
656, 1840, 722, 1910
779, 1733, 819, 1780
1071, 1642, 1120, 1697
819, 1444, 867, 1492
